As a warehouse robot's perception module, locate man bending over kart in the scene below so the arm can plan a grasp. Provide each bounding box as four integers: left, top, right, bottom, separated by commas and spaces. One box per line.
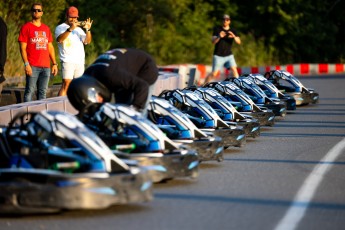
67, 48, 159, 115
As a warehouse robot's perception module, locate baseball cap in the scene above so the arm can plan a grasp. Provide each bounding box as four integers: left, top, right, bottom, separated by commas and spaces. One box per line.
66, 6, 79, 18
223, 14, 231, 19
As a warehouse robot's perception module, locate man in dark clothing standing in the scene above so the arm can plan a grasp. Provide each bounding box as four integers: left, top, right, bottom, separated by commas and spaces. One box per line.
67, 48, 159, 115
204, 14, 241, 84
0, 16, 7, 102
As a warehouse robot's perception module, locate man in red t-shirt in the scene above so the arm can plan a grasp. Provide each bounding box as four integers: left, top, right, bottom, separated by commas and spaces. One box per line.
18, 3, 58, 102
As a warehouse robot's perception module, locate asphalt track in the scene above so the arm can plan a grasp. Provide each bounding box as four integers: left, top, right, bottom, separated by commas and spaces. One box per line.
1, 74, 344, 230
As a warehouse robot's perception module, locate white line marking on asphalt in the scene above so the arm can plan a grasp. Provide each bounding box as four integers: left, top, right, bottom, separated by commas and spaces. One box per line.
274, 138, 345, 230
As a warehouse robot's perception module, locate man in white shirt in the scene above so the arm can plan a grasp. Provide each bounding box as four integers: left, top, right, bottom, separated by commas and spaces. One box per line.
55, 6, 93, 96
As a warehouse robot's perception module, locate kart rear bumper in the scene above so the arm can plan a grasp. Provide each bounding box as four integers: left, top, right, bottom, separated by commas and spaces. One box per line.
116, 151, 199, 183
176, 136, 224, 162
291, 92, 319, 105
241, 111, 275, 126
236, 121, 261, 138
203, 127, 246, 148
262, 102, 287, 117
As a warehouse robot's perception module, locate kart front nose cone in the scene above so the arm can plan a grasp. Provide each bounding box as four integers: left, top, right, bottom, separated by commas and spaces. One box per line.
236, 134, 245, 141
216, 146, 224, 155
251, 127, 259, 132
188, 160, 199, 170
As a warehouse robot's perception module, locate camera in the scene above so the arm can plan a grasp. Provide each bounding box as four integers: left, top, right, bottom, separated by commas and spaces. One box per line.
78, 21, 86, 27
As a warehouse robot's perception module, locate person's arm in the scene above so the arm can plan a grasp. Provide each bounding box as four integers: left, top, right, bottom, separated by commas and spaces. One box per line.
228, 31, 241, 45
19, 42, 32, 76
56, 21, 78, 43
212, 35, 220, 44
83, 30, 92, 44
82, 18, 93, 44
57, 32, 68, 43
212, 31, 227, 44
56, 28, 72, 43
234, 36, 241, 45
48, 42, 58, 76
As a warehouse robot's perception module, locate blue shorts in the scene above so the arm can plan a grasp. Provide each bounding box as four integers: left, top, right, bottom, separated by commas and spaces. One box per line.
212, 54, 237, 72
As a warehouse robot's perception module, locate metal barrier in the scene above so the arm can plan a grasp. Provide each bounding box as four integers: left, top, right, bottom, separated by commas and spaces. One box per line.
0, 73, 182, 127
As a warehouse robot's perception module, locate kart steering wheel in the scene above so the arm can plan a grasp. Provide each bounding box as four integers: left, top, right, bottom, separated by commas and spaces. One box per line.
5, 111, 38, 145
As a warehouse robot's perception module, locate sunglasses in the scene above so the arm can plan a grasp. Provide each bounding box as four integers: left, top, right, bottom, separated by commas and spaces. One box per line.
31, 9, 43, 12
223, 18, 230, 21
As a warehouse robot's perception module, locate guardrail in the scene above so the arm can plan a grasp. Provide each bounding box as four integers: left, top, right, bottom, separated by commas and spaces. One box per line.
0, 85, 61, 107
0, 96, 78, 127
0, 72, 186, 126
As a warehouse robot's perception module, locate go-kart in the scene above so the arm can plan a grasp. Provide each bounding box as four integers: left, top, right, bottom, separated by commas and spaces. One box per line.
228, 77, 287, 117
159, 89, 246, 148
147, 96, 224, 162
78, 103, 199, 183
243, 73, 296, 110
264, 70, 319, 106
204, 81, 275, 126
0, 111, 153, 214
185, 86, 260, 138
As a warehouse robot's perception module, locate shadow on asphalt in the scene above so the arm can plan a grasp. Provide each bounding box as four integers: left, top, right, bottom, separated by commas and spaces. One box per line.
154, 192, 345, 210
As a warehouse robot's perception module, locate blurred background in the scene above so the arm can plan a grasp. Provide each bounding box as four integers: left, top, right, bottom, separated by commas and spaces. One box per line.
1, 0, 344, 80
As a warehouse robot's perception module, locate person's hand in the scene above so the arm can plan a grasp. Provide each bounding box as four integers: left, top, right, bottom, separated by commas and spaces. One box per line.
83, 18, 93, 31
51, 65, 58, 76
228, 31, 236, 38
25, 65, 32, 76
219, 31, 227, 38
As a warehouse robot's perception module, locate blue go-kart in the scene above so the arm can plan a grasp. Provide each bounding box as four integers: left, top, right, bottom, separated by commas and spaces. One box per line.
204, 81, 275, 126
77, 103, 199, 183
264, 70, 319, 106
184, 86, 260, 138
159, 89, 246, 148
147, 96, 224, 162
243, 73, 296, 110
0, 110, 153, 214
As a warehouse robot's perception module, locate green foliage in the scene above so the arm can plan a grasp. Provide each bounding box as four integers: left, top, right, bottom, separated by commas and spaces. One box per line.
233, 0, 345, 63
234, 33, 277, 67
67, 0, 216, 65
5, 21, 23, 77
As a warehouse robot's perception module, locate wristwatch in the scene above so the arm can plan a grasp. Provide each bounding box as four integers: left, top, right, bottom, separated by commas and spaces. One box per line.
53, 63, 58, 66
67, 28, 72, 32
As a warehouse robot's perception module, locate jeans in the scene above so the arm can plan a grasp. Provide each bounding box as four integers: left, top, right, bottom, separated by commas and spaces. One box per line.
212, 54, 237, 72
24, 66, 50, 102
